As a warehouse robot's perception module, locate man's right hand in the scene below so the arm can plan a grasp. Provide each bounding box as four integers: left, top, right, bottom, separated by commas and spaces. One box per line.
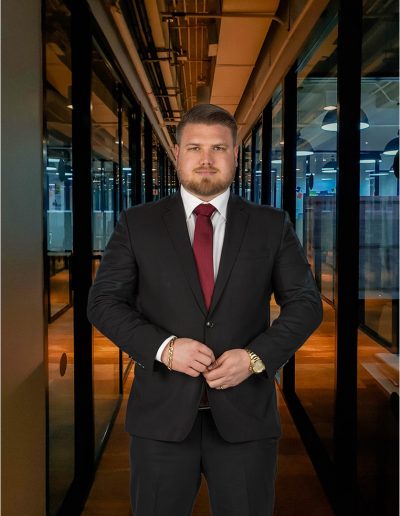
161, 338, 215, 377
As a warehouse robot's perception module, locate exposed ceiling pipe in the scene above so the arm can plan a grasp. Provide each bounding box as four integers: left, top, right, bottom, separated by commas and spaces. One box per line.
161, 11, 285, 25
109, 4, 175, 154
144, 0, 183, 123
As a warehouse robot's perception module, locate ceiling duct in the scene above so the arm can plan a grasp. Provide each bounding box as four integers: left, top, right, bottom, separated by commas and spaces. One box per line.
107, 2, 175, 152
144, 0, 183, 123
210, 0, 280, 115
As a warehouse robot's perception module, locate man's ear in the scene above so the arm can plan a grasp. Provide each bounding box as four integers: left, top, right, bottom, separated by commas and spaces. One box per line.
174, 144, 180, 161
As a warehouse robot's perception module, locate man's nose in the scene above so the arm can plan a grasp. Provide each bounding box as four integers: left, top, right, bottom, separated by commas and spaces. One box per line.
199, 149, 213, 166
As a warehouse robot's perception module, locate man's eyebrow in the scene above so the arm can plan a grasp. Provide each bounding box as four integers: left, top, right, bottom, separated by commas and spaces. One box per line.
184, 142, 229, 147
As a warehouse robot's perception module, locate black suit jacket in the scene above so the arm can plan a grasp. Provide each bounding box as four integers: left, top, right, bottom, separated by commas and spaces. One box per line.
87, 192, 322, 443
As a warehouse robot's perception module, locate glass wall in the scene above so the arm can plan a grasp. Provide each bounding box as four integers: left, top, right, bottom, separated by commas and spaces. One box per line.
91, 41, 121, 456
43, 2, 170, 512
166, 158, 178, 195
121, 101, 132, 209
44, 2, 75, 514
271, 86, 283, 208
357, 0, 399, 514
152, 133, 160, 201
242, 135, 252, 200
254, 123, 262, 204
141, 112, 146, 200
294, 18, 338, 461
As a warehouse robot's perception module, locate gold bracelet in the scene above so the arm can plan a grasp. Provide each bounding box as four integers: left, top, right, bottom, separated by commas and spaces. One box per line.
167, 337, 177, 371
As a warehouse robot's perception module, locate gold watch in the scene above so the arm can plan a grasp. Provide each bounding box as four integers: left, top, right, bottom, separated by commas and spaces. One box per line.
246, 349, 266, 374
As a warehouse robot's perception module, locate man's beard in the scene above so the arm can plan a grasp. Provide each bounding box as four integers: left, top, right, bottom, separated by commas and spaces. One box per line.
177, 168, 234, 197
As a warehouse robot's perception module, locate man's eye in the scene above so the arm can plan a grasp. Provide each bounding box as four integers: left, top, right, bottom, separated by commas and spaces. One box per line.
213, 146, 226, 151
188, 146, 200, 151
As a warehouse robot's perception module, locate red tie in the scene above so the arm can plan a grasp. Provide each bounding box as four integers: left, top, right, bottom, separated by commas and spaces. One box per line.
193, 204, 216, 310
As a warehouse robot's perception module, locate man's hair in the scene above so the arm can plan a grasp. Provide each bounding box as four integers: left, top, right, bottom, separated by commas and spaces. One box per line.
175, 104, 237, 144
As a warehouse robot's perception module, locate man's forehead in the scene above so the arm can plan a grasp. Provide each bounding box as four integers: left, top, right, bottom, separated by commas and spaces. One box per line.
179, 123, 234, 143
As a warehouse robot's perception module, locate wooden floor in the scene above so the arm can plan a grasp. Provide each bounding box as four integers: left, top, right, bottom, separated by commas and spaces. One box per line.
82, 371, 334, 516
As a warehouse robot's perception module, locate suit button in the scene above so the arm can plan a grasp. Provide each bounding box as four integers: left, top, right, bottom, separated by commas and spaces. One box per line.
206, 321, 214, 328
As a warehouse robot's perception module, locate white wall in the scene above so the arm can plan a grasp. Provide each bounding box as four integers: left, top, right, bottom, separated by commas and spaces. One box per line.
1, 0, 46, 514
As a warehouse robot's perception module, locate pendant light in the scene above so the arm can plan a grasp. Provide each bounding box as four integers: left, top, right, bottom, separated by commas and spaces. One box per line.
321, 108, 369, 131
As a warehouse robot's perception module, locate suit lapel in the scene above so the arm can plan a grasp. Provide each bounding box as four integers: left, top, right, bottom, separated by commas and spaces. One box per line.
162, 193, 207, 315
209, 195, 248, 314
162, 193, 249, 317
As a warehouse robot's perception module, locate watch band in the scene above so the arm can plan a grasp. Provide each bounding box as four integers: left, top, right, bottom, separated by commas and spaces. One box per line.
245, 349, 266, 373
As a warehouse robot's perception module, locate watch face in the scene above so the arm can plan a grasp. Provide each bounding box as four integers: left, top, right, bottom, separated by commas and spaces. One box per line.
253, 360, 265, 374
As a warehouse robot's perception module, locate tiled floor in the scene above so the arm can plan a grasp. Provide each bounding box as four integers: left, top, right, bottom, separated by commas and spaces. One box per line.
82, 371, 334, 516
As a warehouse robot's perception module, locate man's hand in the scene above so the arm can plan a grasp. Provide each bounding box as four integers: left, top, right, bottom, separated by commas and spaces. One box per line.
203, 349, 252, 389
161, 338, 216, 377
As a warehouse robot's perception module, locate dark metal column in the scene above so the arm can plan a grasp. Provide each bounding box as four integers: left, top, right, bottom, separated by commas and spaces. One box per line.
144, 115, 153, 203
69, 1, 94, 511
335, 0, 362, 513
261, 101, 272, 205
116, 85, 124, 393
116, 83, 123, 213
281, 64, 297, 394
282, 64, 297, 225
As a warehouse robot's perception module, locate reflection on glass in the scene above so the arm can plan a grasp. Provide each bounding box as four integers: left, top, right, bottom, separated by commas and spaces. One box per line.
45, 1, 75, 513
294, 21, 338, 461
121, 105, 132, 209
254, 124, 262, 204
164, 155, 176, 196
357, 1, 399, 513
271, 87, 283, 208
141, 112, 146, 201
152, 133, 160, 201
92, 159, 116, 252
91, 42, 121, 456
121, 105, 133, 375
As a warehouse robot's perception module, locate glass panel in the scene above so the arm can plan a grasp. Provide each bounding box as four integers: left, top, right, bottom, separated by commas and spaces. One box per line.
152, 133, 160, 201
294, 20, 338, 461
242, 136, 252, 200
236, 146, 243, 196
121, 104, 132, 209
254, 124, 262, 204
141, 112, 146, 200
121, 103, 133, 374
91, 42, 121, 456
358, 1, 399, 513
166, 157, 176, 196
92, 159, 116, 252
271, 86, 283, 208
44, 1, 75, 513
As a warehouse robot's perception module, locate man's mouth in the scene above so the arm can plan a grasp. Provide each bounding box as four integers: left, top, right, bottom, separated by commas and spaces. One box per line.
194, 168, 218, 175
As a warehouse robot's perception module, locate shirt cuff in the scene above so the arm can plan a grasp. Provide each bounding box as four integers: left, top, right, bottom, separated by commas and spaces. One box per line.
156, 336, 177, 363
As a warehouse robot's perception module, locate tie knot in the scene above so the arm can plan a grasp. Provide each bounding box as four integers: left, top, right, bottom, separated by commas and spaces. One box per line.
194, 204, 216, 219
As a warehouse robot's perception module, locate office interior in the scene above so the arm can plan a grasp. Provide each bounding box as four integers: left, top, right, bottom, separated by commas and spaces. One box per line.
2, 0, 398, 515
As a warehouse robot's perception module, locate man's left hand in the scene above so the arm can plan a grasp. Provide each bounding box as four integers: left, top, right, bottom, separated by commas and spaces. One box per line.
202, 349, 252, 389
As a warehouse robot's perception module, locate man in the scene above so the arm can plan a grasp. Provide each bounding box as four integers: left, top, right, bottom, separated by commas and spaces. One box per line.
87, 104, 322, 516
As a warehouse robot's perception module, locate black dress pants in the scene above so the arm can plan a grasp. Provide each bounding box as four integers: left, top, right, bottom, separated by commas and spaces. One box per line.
130, 410, 278, 516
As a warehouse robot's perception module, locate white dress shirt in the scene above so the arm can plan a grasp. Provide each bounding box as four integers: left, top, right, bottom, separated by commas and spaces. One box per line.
155, 185, 231, 362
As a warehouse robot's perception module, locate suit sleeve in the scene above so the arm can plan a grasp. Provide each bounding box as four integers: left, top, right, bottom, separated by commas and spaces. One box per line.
247, 211, 323, 379
87, 210, 171, 374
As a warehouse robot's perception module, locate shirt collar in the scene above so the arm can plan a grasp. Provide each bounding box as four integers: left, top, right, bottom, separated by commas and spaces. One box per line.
180, 185, 230, 220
